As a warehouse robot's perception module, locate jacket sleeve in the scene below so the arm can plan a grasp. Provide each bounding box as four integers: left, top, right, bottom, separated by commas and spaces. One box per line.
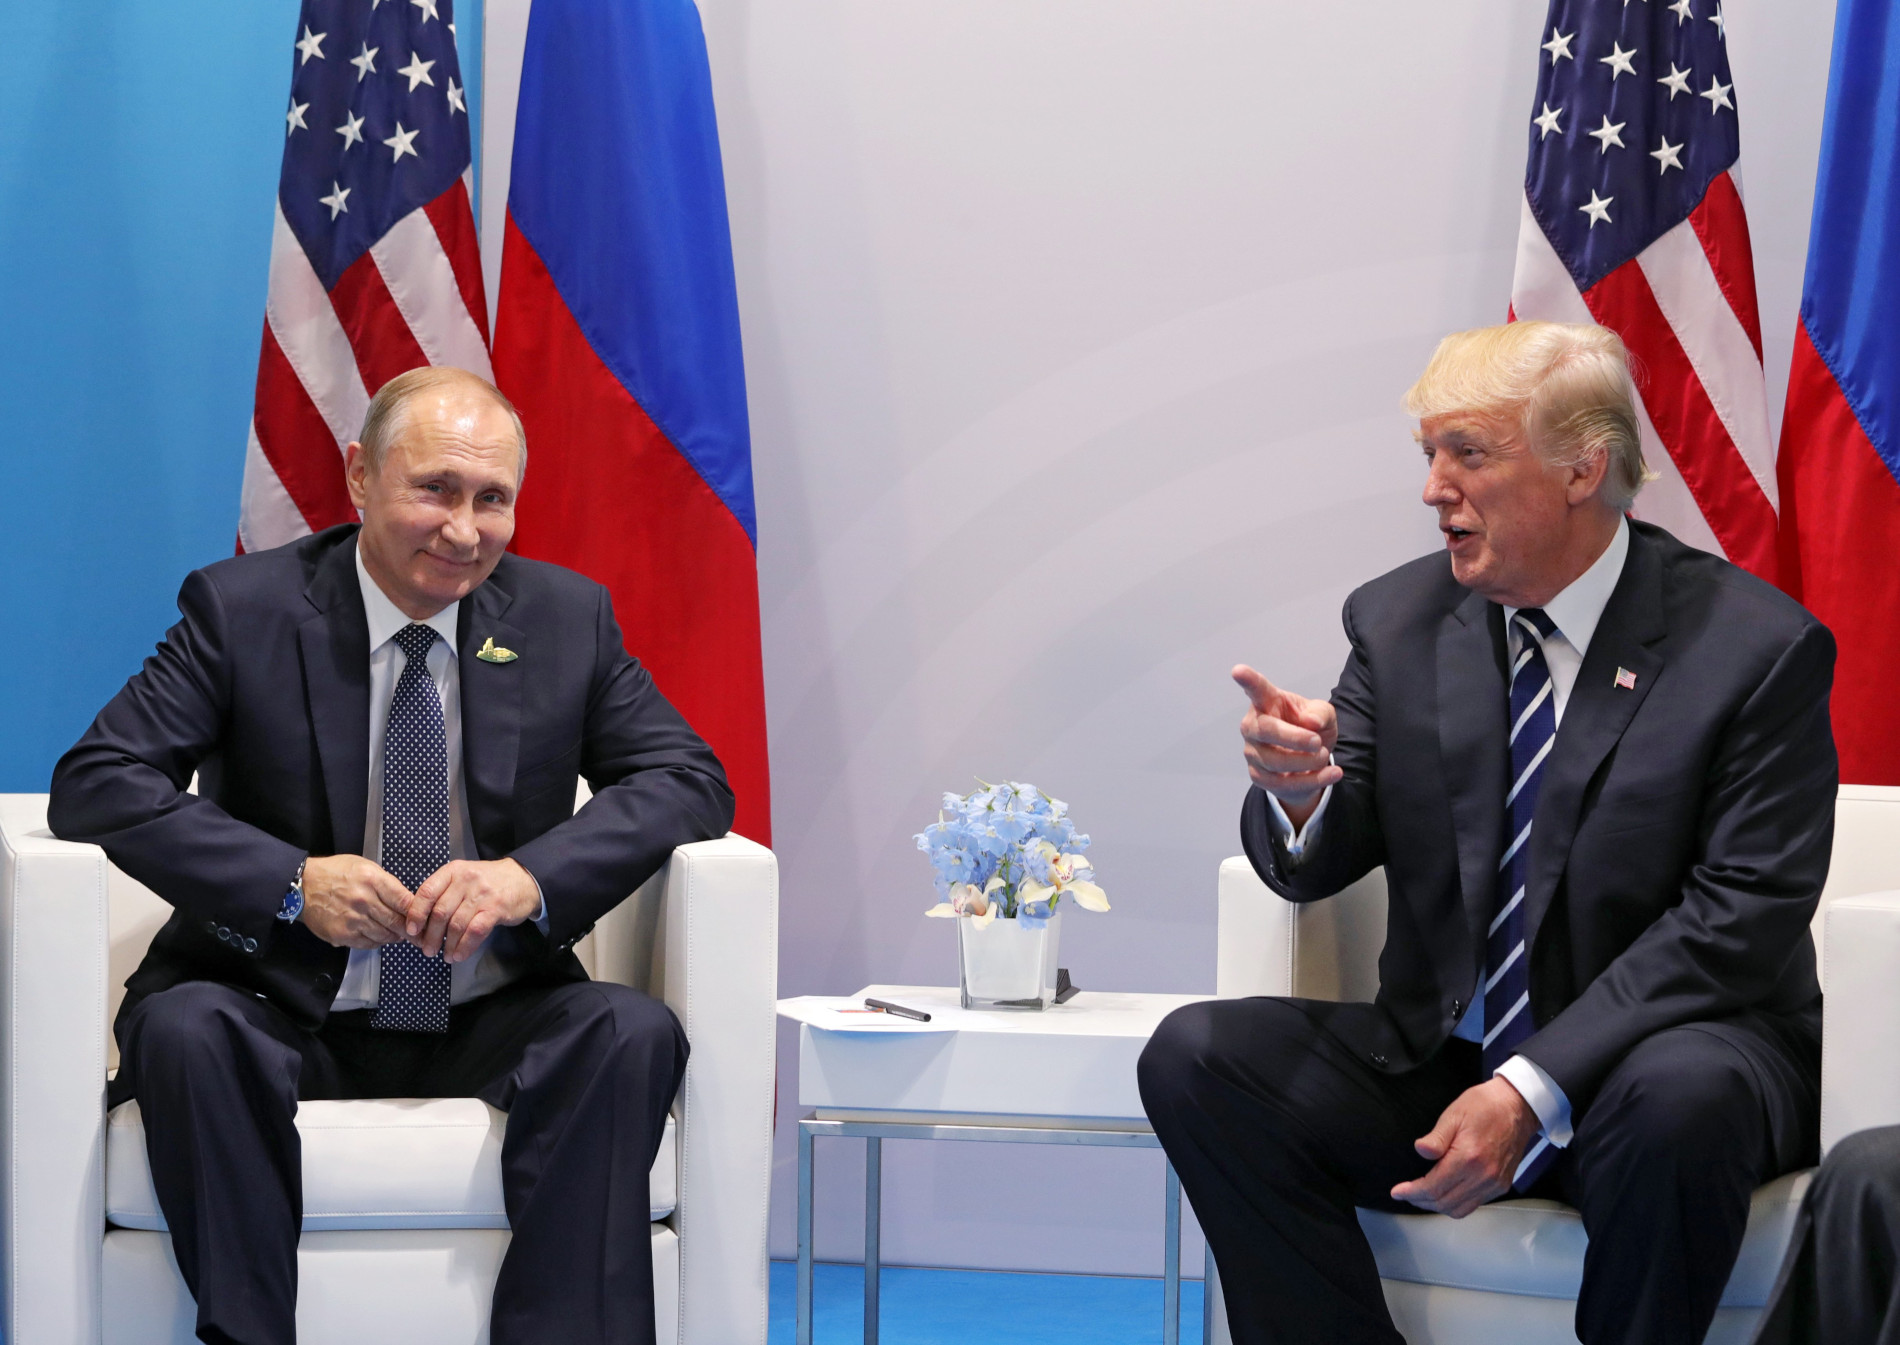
1241, 589, 1387, 901
509, 585, 737, 947
1519, 618, 1838, 1111
47, 568, 304, 945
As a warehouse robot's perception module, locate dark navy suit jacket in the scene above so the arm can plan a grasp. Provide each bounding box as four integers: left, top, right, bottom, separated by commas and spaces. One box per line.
50, 525, 735, 1034
1243, 521, 1836, 1115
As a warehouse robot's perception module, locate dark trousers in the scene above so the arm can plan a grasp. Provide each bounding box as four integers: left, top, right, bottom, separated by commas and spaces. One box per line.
115, 977, 688, 1345
1754, 1124, 1900, 1345
1138, 996, 1819, 1345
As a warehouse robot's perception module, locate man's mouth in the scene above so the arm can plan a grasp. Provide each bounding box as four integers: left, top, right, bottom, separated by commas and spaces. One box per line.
1444, 526, 1475, 540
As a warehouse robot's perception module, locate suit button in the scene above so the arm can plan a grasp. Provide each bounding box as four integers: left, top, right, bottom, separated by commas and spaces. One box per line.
1371, 1052, 1388, 1068
217, 926, 231, 942
315, 973, 336, 992
204, 920, 218, 936
243, 937, 258, 954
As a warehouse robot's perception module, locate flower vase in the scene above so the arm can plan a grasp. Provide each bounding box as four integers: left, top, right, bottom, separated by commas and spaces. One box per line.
957, 910, 1062, 1009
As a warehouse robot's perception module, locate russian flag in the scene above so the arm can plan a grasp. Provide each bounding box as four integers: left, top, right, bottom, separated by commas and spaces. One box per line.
1776, 0, 1900, 785
492, 0, 770, 840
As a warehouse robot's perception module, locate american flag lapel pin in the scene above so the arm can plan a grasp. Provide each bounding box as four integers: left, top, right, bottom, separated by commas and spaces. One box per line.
1614, 667, 1638, 691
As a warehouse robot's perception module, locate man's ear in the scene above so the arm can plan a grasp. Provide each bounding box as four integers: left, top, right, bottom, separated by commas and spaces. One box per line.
344, 442, 370, 512
1566, 446, 1611, 506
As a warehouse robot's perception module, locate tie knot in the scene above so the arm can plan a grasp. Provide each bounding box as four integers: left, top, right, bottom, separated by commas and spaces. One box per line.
394, 623, 439, 662
1513, 607, 1559, 644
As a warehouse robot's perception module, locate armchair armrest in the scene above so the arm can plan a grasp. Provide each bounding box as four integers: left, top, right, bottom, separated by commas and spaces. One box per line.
591, 836, 777, 1345
1216, 857, 1387, 1004
1821, 890, 1900, 1156
1216, 858, 1296, 999
0, 794, 108, 1345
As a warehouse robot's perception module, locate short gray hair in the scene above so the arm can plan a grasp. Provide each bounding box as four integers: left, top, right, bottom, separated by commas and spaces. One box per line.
359, 366, 527, 476
1402, 321, 1653, 511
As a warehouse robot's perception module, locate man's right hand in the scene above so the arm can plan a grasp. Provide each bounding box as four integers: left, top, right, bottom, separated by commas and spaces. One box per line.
1232, 664, 1342, 831
299, 855, 412, 949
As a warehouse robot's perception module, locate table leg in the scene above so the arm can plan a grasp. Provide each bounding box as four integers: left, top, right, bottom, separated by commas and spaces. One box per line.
864, 1136, 883, 1345
797, 1122, 815, 1345
1203, 1242, 1216, 1345
1163, 1160, 1181, 1345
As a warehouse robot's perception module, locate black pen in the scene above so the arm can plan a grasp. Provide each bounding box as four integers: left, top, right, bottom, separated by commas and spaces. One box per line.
864, 997, 931, 1022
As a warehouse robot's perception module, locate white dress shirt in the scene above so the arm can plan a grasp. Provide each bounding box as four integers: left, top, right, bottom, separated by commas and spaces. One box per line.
1267, 517, 1632, 1150
332, 550, 541, 1010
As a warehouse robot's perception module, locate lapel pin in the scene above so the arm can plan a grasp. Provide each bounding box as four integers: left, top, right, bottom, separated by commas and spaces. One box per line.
1614, 667, 1637, 690
476, 637, 519, 664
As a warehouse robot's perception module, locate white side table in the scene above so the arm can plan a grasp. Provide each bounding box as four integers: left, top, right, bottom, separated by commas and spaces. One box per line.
778, 984, 1210, 1345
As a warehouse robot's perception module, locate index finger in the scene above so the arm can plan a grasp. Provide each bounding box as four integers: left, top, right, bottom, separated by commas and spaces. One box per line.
1390, 1158, 1453, 1207
1230, 664, 1281, 713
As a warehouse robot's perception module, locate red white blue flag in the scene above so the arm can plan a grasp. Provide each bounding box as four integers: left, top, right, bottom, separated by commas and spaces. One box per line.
1509, 0, 1778, 582
492, 0, 771, 842
1775, 0, 1900, 784
240, 0, 490, 553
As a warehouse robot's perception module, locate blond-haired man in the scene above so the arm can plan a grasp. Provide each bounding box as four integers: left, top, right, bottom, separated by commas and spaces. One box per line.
51, 367, 733, 1345
1142, 323, 1834, 1345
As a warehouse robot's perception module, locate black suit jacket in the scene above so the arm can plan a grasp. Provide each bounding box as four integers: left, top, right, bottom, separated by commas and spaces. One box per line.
50, 525, 735, 1033
1243, 521, 1835, 1114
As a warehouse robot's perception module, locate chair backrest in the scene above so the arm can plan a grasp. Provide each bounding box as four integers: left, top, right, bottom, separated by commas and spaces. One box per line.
1285, 783, 1900, 1003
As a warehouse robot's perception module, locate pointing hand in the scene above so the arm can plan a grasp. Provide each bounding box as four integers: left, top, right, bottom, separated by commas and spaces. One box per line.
1232, 664, 1342, 818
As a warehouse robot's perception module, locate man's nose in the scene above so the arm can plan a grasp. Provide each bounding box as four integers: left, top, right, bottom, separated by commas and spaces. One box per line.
1422, 459, 1458, 506
442, 503, 479, 550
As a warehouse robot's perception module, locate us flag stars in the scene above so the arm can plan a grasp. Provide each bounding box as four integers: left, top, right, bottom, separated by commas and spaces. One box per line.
1524, 0, 1738, 289
275, 0, 475, 289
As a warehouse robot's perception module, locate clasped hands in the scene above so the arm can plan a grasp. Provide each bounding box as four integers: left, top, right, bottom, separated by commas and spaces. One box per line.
1233, 664, 1543, 1215
298, 854, 540, 962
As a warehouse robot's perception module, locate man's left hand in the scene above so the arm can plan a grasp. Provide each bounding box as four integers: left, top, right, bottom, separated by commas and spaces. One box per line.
1389, 1077, 1541, 1218
406, 858, 542, 963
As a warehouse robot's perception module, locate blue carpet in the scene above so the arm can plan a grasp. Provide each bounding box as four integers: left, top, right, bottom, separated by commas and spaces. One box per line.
768, 1260, 1205, 1345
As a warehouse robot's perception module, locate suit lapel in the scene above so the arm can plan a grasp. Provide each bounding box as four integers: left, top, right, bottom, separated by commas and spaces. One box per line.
1437, 587, 1511, 970
458, 576, 524, 859
298, 536, 372, 857
1523, 528, 1667, 952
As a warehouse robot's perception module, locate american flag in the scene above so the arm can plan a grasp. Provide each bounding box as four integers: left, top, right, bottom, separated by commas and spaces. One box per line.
239, 0, 491, 554
1510, 0, 1777, 582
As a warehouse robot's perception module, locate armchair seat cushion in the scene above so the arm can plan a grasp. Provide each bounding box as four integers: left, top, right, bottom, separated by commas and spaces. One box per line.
1358, 1170, 1810, 1308
105, 1097, 677, 1231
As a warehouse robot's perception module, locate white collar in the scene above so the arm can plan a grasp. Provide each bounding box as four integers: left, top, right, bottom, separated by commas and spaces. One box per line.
354, 542, 460, 655
1507, 515, 1629, 658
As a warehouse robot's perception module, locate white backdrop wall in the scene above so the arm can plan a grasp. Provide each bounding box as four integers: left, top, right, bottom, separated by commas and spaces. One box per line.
507, 0, 1840, 1276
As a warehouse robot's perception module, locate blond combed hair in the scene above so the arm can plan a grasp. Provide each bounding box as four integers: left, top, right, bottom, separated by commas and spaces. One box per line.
359, 366, 527, 476
1402, 321, 1653, 510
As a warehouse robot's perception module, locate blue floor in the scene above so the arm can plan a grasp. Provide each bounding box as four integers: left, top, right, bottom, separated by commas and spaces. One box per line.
768, 1261, 1206, 1345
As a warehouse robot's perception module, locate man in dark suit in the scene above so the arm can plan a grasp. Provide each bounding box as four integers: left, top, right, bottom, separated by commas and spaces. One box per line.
1139, 322, 1835, 1345
50, 366, 734, 1345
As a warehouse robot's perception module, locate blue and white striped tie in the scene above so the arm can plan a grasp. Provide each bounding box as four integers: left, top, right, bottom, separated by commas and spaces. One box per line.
1487, 607, 1558, 1189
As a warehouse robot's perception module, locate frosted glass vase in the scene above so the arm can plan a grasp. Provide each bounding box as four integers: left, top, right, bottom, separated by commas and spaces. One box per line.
957, 910, 1062, 1009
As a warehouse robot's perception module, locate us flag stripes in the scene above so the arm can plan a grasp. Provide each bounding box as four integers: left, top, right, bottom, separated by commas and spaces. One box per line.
239, 0, 489, 554
1510, 0, 1777, 581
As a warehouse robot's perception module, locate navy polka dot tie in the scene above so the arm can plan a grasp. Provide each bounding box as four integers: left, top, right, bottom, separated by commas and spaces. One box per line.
372, 623, 454, 1033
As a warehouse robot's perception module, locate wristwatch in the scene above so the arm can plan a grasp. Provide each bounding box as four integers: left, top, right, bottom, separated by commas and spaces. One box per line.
278, 857, 307, 923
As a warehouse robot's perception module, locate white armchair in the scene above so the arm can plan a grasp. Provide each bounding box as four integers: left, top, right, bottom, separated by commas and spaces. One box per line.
1206, 783, 1900, 1345
0, 792, 778, 1345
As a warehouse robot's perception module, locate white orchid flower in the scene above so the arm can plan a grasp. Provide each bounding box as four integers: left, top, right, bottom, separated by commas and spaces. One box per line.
1024, 841, 1110, 913
926, 881, 999, 928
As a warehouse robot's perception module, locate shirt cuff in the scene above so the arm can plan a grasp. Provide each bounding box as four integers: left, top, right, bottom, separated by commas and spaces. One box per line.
1264, 786, 1333, 868
524, 870, 550, 935
1494, 1053, 1574, 1147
